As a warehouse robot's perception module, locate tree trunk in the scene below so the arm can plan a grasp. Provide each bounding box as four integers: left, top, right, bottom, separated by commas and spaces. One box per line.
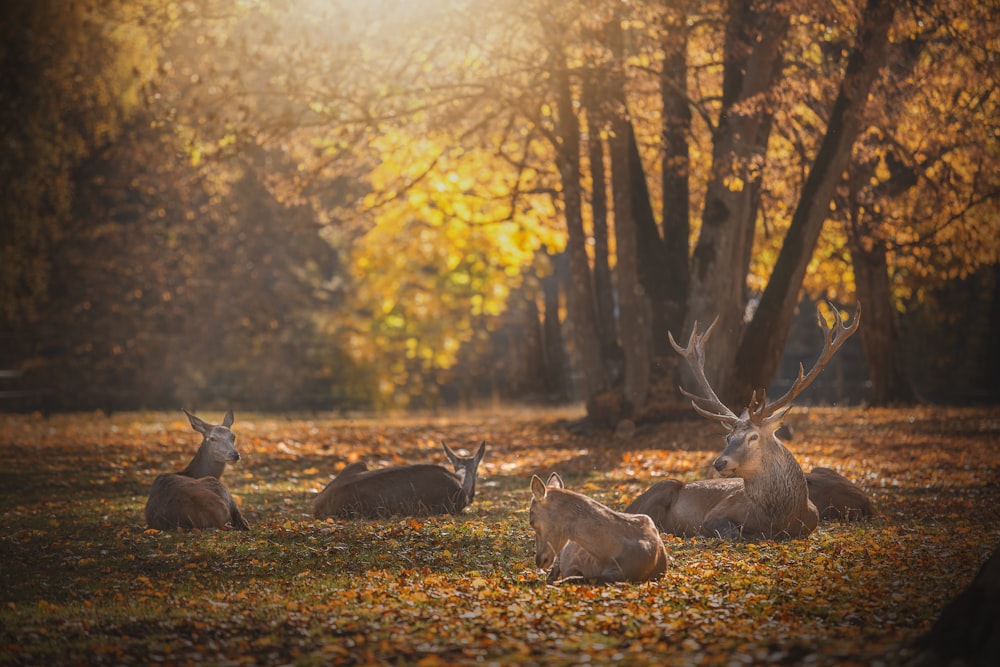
731, 0, 896, 403
554, 63, 607, 400
851, 241, 917, 405
659, 0, 691, 342
686, 0, 791, 393
542, 251, 571, 401
516, 286, 550, 399
586, 112, 621, 373
611, 127, 651, 417
606, 13, 651, 420
627, 124, 670, 360
634, 3, 693, 423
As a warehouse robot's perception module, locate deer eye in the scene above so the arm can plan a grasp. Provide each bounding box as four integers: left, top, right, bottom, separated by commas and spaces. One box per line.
747, 433, 759, 443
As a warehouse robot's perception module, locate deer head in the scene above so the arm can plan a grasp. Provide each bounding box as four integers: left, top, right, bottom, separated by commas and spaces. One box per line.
442, 440, 487, 503
181, 409, 241, 478
529, 472, 567, 571
670, 303, 860, 478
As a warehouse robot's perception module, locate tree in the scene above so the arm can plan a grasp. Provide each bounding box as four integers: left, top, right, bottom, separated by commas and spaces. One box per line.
731, 0, 897, 404
9, 0, 996, 413
684, 0, 791, 393
607, 12, 651, 419
0, 0, 159, 326
842, 0, 999, 405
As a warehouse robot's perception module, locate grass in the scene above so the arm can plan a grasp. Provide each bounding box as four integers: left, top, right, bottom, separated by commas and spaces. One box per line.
1, 405, 998, 665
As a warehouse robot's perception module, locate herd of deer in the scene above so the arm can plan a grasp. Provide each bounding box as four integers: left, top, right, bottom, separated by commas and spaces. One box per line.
145, 304, 873, 584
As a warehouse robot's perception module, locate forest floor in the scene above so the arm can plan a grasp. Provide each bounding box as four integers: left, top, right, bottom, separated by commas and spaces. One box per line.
1, 405, 998, 666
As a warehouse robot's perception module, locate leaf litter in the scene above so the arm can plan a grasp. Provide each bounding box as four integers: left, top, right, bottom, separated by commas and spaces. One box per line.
1, 406, 998, 665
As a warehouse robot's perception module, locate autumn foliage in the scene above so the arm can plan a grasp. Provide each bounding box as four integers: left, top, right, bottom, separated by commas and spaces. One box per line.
1, 407, 997, 665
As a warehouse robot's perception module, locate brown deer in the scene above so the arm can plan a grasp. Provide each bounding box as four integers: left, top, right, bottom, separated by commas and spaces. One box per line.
145, 410, 249, 531
806, 467, 874, 521
626, 304, 861, 540
313, 441, 486, 520
529, 473, 668, 584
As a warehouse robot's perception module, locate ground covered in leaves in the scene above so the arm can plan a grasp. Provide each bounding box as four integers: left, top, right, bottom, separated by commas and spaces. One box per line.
1, 406, 998, 666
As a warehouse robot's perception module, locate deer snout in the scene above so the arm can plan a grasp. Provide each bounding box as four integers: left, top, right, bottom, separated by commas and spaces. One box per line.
713, 456, 732, 475
229, 451, 241, 462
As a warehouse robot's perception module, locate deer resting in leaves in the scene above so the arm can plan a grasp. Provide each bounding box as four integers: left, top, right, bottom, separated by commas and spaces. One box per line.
313, 441, 486, 519
145, 410, 249, 531
805, 466, 874, 521
529, 473, 667, 584
626, 304, 861, 540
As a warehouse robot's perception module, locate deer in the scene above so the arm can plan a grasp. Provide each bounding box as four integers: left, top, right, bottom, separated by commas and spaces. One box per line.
626, 303, 861, 540
806, 466, 874, 521
313, 441, 487, 520
145, 410, 250, 531
529, 472, 668, 584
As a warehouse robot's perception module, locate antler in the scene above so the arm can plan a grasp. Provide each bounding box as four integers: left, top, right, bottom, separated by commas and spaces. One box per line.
669, 317, 741, 427
750, 302, 861, 425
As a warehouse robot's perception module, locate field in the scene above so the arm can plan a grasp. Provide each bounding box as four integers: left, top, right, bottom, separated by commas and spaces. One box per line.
1, 406, 998, 666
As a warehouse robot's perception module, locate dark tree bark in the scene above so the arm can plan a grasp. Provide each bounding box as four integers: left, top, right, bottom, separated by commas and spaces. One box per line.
851, 240, 917, 405
731, 0, 896, 403
686, 0, 791, 392
607, 12, 651, 419
542, 251, 571, 401
659, 1, 692, 342
627, 124, 670, 360
636, 1, 695, 422
584, 104, 621, 373
611, 126, 651, 417
514, 287, 548, 398
553, 61, 607, 400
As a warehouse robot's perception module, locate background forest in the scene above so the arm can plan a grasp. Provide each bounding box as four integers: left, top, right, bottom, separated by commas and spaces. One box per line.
2, 0, 998, 418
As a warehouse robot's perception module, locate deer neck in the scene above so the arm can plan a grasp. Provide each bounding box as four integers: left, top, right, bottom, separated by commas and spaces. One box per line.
456, 467, 477, 502
742, 443, 808, 519
180, 443, 226, 479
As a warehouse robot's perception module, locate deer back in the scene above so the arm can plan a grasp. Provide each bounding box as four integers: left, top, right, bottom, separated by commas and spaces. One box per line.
144, 410, 248, 531
806, 467, 874, 521
146, 473, 249, 530
314, 441, 486, 520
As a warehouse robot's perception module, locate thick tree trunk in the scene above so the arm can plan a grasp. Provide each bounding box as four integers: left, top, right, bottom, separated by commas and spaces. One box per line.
516, 287, 549, 399
626, 125, 672, 362
542, 251, 571, 401
686, 1, 790, 393
554, 63, 607, 400
659, 1, 691, 342
636, 1, 693, 423
611, 122, 651, 418
852, 241, 917, 405
731, 0, 896, 403
587, 119, 621, 373
605, 13, 651, 420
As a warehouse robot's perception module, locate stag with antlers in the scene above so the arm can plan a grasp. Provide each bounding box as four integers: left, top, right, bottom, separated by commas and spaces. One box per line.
626, 304, 862, 540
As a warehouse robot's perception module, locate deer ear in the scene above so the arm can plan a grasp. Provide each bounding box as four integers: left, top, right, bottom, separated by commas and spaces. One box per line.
546, 472, 564, 489
441, 440, 458, 462
222, 410, 234, 428
474, 441, 487, 463
530, 475, 548, 500
184, 409, 209, 435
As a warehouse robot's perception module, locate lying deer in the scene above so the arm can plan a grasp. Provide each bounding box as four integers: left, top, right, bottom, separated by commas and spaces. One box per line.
145, 410, 249, 531
806, 467, 874, 521
529, 473, 667, 584
313, 441, 486, 520
626, 304, 861, 540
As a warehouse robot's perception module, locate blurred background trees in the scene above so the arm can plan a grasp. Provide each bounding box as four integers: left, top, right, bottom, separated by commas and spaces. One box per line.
2, 0, 997, 416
